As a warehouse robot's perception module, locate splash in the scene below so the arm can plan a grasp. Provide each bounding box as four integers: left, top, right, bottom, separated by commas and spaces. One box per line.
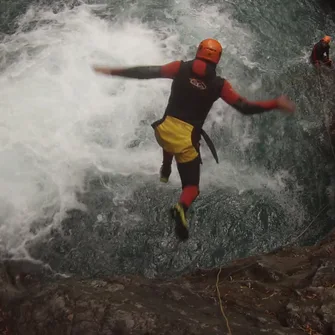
0, 2, 306, 272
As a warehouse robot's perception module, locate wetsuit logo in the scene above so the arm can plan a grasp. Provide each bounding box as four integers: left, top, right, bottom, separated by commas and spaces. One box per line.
189, 78, 207, 90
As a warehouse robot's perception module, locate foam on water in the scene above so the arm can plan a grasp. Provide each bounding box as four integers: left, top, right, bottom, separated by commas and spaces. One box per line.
0, 2, 301, 262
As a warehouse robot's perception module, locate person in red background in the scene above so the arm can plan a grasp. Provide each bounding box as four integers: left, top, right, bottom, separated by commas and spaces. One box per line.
93, 38, 295, 241
310, 35, 332, 67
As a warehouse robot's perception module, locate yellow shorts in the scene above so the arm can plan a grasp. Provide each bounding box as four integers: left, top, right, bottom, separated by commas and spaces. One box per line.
153, 116, 199, 164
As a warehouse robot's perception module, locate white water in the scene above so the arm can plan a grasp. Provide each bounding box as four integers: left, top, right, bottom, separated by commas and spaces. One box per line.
0, 3, 298, 259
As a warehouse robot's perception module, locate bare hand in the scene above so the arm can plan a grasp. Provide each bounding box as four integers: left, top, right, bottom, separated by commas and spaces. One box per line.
92, 66, 111, 75
276, 95, 295, 114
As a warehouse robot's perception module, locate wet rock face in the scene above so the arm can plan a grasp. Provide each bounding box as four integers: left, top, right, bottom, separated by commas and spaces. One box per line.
325, 0, 335, 10
1, 229, 335, 335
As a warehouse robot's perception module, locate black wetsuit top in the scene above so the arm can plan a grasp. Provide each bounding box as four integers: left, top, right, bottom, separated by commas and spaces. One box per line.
164, 60, 224, 128
311, 40, 329, 63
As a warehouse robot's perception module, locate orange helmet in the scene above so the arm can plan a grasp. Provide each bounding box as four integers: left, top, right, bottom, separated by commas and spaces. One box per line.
196, 38, 222, 64
322, 35, 331, 44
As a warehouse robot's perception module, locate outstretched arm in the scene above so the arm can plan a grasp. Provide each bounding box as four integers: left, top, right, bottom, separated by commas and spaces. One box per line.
220, 80, 295, 114
92, 61, 181, 79
311, 45, 320, 66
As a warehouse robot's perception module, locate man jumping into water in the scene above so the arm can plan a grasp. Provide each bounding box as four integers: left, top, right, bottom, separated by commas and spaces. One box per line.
92, 38, 295, 241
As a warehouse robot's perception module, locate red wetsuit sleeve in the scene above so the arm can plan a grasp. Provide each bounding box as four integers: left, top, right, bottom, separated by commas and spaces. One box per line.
311, 44, 321, 65
220, 80, 278, 115
160, 61, 181, 78
312, 45, 317, 62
